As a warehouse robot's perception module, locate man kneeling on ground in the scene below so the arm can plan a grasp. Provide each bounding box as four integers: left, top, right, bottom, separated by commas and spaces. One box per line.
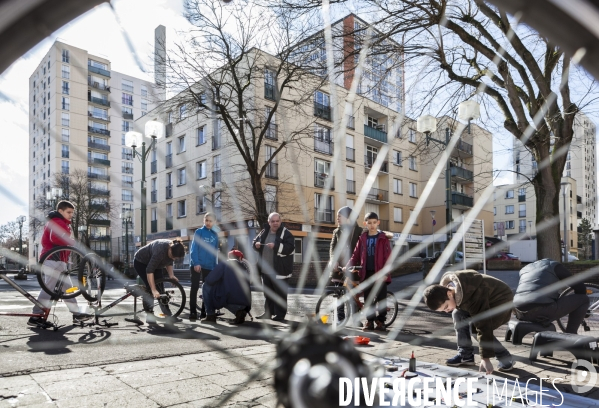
202, 250, 251, 324
424, 270, 514, 374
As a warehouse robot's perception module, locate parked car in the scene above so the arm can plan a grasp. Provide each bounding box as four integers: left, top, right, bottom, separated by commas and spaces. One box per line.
433, 251, 463, 264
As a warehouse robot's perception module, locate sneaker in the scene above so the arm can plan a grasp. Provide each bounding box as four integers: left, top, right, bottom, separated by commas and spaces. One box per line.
232, 310, 247, 325
363, 321, 374, 331
72, 313, 93, 324
27, 317, 47, 327
202, 314, 217, 323
497, 356, 515, 371
446, 354, 475, 367
189, 311, 198, 321
374, 321, 387, 332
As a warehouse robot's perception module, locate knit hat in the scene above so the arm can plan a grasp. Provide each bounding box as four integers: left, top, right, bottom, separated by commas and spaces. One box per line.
337, 206, 352, 218
228, 249, 244, 260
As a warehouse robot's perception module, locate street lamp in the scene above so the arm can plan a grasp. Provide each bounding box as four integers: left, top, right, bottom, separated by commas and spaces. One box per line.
120, 210, 133, 269
528, 220, 533, 240
126, 120, 165, 246
430, 210, 436, 256
17, 215, 26, 256
561, 181, 571, 263
458, 100, 481, 134
45, 187, 63, 209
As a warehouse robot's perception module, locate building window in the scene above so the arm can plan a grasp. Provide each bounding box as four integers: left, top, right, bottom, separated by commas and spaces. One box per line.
506, 205, 514, 214
505, 190, 514, 199
393, 178, 402, 194
178, 200, 186, 217
122, 190, 133, 201
122, 93, 133, 106
179, 104, 187, 120
141, 85, 148, 97
122, 147, 133, 160
493, 207, 496, 216
62, 81, 69, 95
61, 97, 69, 110
177, 168, 186, 185
61, 160, 69, 174
141, 99, 148, 113
122, 121, 131, 132
61, 112, 70, 127
197, 126, 205, 145
61, 65, 70, 79
122, 79, 134, 93
197, 161, 206, 179
122, 162, 133, 174
410, 210, 418, 225
265, 69, 276, 100
62, 128, 69, 142
167, 111, 173, 124
408, 156, 417, 171
506, 220, 515, 229
178, 136, 186, 153
393, 150, 402, 166
123, 175, 133, 188
294, 239, 302, 263
408, 128, 417, 143
519, 204, 526, 217
61, 144, 69, 158
519, 219, 527, 233
394, 207, 403, 223
166, 203, 173, 217
196, 196, 207, 214
62, 49, 69, 63
409, 182, 417, 198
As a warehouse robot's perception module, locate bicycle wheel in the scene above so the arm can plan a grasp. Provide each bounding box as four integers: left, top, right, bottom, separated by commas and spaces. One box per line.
36, 246, 86, 299
384, 291, 399, 328
315, 291, 352, 328
557, 282, 599, 337
77, 254, 107, 302
153, 278, 186, 317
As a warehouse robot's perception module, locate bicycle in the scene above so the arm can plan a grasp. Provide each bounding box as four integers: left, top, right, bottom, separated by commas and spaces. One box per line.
36, 245, 93, 300
315, 266, 398, 328
557, 282, 599, 337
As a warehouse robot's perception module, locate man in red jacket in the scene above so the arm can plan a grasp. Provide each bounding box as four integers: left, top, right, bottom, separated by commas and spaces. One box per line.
29, 201, 90, 327
344, 212, 392, 331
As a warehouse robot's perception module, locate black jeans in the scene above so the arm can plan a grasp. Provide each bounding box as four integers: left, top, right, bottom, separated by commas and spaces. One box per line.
362, 270, 387, 323
190, 266, 211, 314
262, 273, 288, 319
134, 260, 171, 315
519, 294, 590, 333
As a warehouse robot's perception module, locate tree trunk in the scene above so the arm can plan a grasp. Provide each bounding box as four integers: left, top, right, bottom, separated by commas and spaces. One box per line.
533, 163, 562, 261
250, 172, 268, 227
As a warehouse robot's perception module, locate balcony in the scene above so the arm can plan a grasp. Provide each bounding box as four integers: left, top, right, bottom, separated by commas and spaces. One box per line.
265, 162, 278, 179
364, 124, 388, 143
314, 172, 334, 189
379, 219, 389, 231
364, 156, 389, 173
88, 158, 110, 166
518, 195, 526, 202
265, 83, 276, 101
315, 208, 335, 224
347, 115, 355, 130
366, 188, 389, 202
314, 102, 332, 121
151, 160, 157, 174
314, 138, 334, 155
90, 203, 108, 211
265, 123, 278, 141
151, 220, 157, 233
166, 216, 173, 231
88, 80, 110, 92
88, 96, 110, 107
166, 123, 173, 137
266, 201, 278, 214
88, 126, 110, 136
346, 147, 355, 162
347, 179, 356, 194
88, 64, 111, 77
122, 167, 133, 174
122, 180, 134, 188
452, 192, 474, 208
212, 170, 222, 187
89, 188, 110, 196
88, 111, 110, 122
456, 139, 473, 156
212, 137, 222, 150
166, 185, 173, 199
165, 153, 172, 168
88, 141, 110, 152
89, 219, 111, 226
88, 173, 110, 181
151, 190, 157, 203
122, 112, 134, 120
450, 165, 474, 182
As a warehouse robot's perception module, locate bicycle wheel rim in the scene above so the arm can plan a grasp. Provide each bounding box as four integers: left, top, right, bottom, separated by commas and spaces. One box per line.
558, 283, 599, 336
384, 292, 399, 328
154, 278, 186, 317
77, 254, 106, 302
315, 292, 351, 327
37, 246, 85, 299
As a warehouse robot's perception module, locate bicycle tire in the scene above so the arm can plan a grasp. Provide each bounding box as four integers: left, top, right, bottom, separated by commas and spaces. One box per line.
153, 278, 186, 317
36, 246, 87, 299
77, 253, 107, 302
384, 291, 399, 328
557, 282, 599, 337
315, 290, 352, 328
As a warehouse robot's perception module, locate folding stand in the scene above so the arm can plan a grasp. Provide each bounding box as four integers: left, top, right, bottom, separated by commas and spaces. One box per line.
124, 295, 144, 325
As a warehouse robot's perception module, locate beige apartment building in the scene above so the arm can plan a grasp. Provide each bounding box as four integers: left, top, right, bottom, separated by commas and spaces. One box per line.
28, 40, 157, 264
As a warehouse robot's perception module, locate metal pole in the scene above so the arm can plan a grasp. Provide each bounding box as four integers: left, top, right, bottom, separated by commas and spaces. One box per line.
125, 219, 129, 267
563, 186, 568, 263
18, 220, 23, 256
141, 141, 147, 246
431, 220, 435, 256
446, 128, 453, 245
482, 219, 486, 275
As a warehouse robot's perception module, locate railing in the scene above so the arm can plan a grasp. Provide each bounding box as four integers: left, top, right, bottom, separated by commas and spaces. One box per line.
314, 102, 332, 121
89, 219, 111, 226
456, 139, 473, 155
62, 86, 69, 95
364, 156, 389, 172
90, 203, 108, 211
519, 211, 526, 217
314, 138, 334, 155
88, 111, 110, 121
212, 137, 222, 150
62, 151, 69, 158
212, 170, 221, 187
88, 96, 110, 107
452, 192, 474, 207
166, 216, 173, 231
346, 115, 355, 130
314, 172, 334, 189
89, 188, 110, 196
122, 112, 133, 120
61, 167, 69, 174
266, 201, 278, 214
265, 83, 276, 101
165, 153, 172, 168
151, 190, 157, 203
367, 188, 389, 202
88, 126, 110, 136
364, 124, 388, 143
449, 165, 474, 181
88, 141, 110, 152
379, 220, 389, 231
347, 179, 356, 194
265, 123, 278, 141
88, 158, 110, 166
122, 181, 134, 188
151, 220, 157, 233
265, 162, 278, 179
88, 173, 110, 181
62, 103, 70, 110
519, 226, 527, 233
518, 195, 526, 202
122, 167, 133, 174
166, 185, 173, 199
88, 64, 111, 77
88, 80, 110, 92
151, 160, 157, 174
89, 234, 111, 241
166, 123, 173, 137
122, 153, 133, 160
346, 147, 355, 162
314, 208, 335, 224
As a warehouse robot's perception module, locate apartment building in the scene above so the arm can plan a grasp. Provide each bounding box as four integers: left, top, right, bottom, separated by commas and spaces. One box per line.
493, 178, 579, 255
28, 40, 156, 263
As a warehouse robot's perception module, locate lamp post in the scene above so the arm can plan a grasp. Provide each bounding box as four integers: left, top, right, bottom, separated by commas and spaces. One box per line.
126, 120, 165, 247
17, 215, 26, 256
561, 182, 570, 263
430, 210, 436, 256
528, 220, 533, 240
458, 100, 481, 135
120, 210, 132, 268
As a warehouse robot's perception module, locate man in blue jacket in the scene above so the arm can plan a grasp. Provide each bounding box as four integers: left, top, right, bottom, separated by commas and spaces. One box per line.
189, 213, 219, 320
202, 249, 252, 324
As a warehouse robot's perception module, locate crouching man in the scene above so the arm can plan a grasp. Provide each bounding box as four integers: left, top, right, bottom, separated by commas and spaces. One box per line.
202, 250, 251, 324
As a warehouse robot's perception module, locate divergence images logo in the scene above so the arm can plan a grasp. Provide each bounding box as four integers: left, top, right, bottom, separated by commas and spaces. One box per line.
570, 359, 597, 394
